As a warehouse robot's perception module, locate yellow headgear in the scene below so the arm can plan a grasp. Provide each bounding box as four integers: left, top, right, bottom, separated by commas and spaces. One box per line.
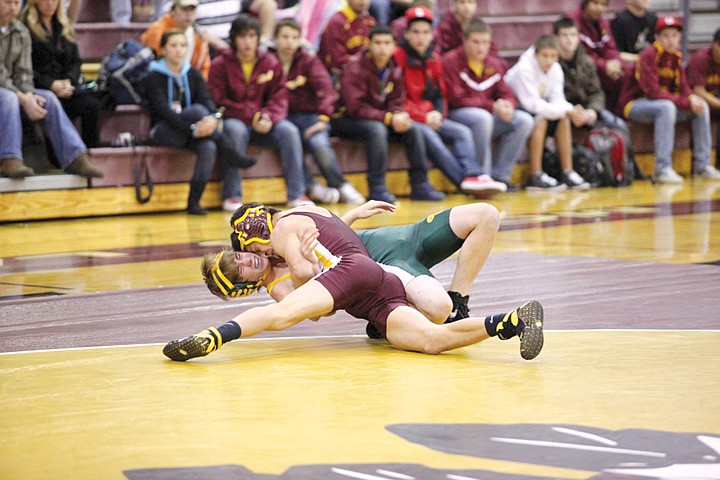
210, 251, 266, 298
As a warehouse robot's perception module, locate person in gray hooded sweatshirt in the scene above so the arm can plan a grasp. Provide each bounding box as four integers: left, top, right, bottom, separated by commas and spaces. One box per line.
145, 28, 256, 215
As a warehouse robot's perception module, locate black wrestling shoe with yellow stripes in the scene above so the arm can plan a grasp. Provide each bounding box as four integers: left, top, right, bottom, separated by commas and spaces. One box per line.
516, 300, 544, 360
163, 327, 222, 362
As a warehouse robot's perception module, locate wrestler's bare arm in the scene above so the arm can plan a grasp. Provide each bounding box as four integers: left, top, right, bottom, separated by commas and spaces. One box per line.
270, 215, 321, 288
340, 200, 396, 226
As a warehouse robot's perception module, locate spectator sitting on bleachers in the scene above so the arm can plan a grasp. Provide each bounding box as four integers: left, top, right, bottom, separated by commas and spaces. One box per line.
193, 0, 238, 45
687, 27, 720, 167
435, 0, 500, 66
141, 0, 219, 79
505, 35, 590, 191
568, 0, 626, 110
145, 29, 256, 215
208, 14, 312, 209
442, 18, 533, 193
331, 24, 445, 203
610, 0, 657, 65
554, 17, 628, 130
271, 18, 365, 205
396, 6, 499, 196
617, 17, 720, 183
318, 0, 376, 78
0, 0, 103, 179
22, 0, 101, 149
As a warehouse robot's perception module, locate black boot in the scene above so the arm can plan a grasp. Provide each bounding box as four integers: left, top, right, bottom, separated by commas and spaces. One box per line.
215, 132, 257, 168
187, 182, 208, 215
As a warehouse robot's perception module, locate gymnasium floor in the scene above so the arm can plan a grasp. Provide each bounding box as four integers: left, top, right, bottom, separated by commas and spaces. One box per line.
1, 179, 719, 479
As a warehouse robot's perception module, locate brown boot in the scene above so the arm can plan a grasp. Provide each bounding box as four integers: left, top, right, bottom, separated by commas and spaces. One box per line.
0, 157, 35, 178
66, 152, 104, 178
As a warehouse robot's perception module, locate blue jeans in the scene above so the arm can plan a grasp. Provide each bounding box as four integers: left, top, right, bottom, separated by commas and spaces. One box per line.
151, 104, 241, 198
331, 117, 430, 190
449, 107, 534, 182
628, 99, 712, 172
288, 112, 347, 189
416, 120, 474, 187
0, 88, 86, 168
225, 117, 306, 201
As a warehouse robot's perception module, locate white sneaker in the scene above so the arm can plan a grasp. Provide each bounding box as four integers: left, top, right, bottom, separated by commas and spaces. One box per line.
697, 165, 720, 181
563, 170, 591, 190
655, 168, 683, 184
338, 182, 366, 205
286, 195, 315, 208
460, 174, 507, 194
222, 197, 243, 212
526, 171, 568, 192
308, 182, 340, 204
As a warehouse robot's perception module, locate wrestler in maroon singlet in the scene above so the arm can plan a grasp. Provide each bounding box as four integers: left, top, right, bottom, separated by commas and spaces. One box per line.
278, 211, 408, 336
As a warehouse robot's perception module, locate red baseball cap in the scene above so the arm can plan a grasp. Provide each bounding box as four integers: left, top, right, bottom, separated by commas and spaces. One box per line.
655, 16, 682, 33
405, 6, 434, 24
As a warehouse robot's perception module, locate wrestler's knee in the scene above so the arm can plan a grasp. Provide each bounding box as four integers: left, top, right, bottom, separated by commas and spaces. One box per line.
414, 294, 452, 324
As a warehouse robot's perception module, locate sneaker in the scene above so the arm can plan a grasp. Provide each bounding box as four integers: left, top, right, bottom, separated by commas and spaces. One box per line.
222, 197, 243, 212
445, 291, 469, 323
460, 174, 507, 195
308, 182, 340, 204
655, 168, 683, 184
338, 182, 366, 205
286, 195, 315, 208
369, 188, 397, 204
697, 165, 720, 181
526, 171, 568, 192
562, 170, 590, 190
365, 322, 385, 339
516, 300, 544, 360
410, 182, 446, 201
163, 327, 222, 362
498, 180, 520, 193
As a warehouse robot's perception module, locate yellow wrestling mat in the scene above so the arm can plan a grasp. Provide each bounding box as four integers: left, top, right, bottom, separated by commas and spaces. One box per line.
2, 331, 719, 479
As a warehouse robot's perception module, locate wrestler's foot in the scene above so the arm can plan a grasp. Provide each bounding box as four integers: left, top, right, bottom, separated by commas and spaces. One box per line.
365, 322, 385, 339
163, 327, 222, 362
516, 300, 544, 360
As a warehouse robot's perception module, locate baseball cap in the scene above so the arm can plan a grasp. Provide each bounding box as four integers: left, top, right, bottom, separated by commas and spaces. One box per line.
655, 16, 682, 33
405, 6, 434, 24
173, 0, 199, 8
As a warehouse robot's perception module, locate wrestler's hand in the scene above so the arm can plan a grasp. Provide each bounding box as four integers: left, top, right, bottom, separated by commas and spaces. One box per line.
298, 226, 319, 262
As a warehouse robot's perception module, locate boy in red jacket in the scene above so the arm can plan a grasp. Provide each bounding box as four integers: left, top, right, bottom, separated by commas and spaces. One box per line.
318, 0, 376, 77
687, 27, 720, 168
617, 16, 720, 183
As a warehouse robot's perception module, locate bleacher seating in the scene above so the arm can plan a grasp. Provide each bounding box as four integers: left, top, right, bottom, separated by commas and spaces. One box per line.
2, 0, 716, 222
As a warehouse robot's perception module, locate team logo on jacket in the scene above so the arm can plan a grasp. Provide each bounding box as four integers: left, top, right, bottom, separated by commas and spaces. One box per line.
257, 70, 274, 84
384, 82, 394, 95
286, 75, 307, 90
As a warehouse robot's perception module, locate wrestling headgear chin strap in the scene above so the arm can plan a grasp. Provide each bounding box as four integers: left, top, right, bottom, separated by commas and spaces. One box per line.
232, 206, 274, 251
210, 251, 267, 298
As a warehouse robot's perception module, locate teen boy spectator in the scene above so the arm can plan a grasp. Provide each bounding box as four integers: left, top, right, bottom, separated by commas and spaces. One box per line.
568, 0, 625, 109
554, 17, 627, 129
611, 0, 657, 64
272, 18, 366, 205
331, 24, 445, 203
617, 17, 720, 183
435, 0, 501, 66
318, 0, 376, 77
443, 19, 534, 192
141, 0, 213, 79
0, 0, 103, 179
505, 35, 590, 191
208, 14, 311, 209
687, 27, 720, 166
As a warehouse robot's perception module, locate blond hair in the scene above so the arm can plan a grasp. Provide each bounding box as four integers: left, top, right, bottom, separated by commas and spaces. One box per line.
22, 0, 75, 43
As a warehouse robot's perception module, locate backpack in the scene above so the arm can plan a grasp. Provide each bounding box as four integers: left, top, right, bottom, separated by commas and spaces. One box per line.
542, 144, 613, 188
583, 121, 636, 186
97, 40, 155, 106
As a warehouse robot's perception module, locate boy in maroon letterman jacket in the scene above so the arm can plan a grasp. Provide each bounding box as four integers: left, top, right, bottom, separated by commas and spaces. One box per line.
331, 24, 445, 203
318, 0, 376, 77
271, 18, 365, 205
617, 16, 720, 183
687, 27, 720, 166
208, 14, 312, 209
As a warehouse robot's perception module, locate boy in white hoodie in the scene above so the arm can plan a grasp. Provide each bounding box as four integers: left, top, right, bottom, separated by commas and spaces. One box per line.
505, 35, 590, 191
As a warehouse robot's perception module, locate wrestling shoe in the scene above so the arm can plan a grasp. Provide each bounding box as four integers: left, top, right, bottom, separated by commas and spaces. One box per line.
446, 291, 469, 323
163, 327, 222, 362
516, 300, 544, 360
365, 322, 385, 339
